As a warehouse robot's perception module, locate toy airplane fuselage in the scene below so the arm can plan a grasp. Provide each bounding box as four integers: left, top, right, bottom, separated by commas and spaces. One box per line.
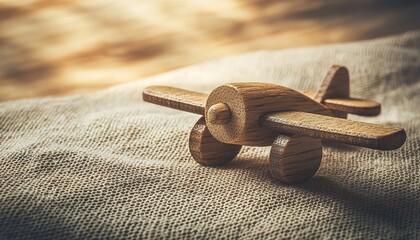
142, 65, 406, 184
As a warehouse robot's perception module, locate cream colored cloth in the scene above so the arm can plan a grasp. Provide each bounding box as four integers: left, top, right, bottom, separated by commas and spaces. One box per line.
1, 31, 419, 239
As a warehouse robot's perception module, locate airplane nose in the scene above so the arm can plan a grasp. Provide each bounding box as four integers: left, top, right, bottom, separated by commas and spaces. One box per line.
207, 103, 231, 125
205, 82, 331, 146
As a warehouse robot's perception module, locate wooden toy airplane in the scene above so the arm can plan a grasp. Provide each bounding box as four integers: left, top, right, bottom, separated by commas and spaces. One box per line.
142, 65, 406, 184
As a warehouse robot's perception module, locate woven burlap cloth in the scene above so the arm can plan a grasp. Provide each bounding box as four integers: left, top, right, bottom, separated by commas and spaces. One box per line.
1, 31, 419, 239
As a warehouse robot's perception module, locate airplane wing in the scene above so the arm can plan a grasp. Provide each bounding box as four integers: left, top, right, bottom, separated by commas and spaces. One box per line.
143, 85, 207, 115
261, 111, 405, 150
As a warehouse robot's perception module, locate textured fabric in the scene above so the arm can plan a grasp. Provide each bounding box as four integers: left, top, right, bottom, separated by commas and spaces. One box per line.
1, 31, 419, 239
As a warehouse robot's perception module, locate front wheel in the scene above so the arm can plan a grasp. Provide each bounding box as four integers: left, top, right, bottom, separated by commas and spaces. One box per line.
189, 117, 242, 166
269, 135, 322, 184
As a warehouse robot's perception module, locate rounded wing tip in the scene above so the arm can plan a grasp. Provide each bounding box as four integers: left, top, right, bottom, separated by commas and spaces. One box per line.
378, 128, 407, 150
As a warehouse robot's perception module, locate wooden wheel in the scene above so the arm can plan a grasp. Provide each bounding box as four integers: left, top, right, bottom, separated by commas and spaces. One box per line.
189, 117, 242, 166
269, 135, 322, 184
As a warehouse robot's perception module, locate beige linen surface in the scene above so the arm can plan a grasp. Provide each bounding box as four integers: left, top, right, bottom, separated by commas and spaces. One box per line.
1, 31, 419, 239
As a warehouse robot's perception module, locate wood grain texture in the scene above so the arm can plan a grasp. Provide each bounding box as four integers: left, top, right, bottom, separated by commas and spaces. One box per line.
310, 65, 381, 117
262, 111, 406, 150
205, 82, 332, 146
269, 135, 322, 184
323, 98, 381, 116
207, 103, 231, 125
314, 65, 350, 103
142, 83, 405, 150
142, 86, 207, 115
314, 65, 350, 118
189, 117, 242, 166
302, 90, 317, 99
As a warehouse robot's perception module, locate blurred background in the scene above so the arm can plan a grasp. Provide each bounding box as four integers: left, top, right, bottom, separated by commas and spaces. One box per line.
1, 0, 419, 101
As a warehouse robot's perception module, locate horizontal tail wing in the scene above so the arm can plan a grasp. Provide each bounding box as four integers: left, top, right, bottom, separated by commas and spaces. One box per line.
303, 90, 381, 116
323, 98, 381, 116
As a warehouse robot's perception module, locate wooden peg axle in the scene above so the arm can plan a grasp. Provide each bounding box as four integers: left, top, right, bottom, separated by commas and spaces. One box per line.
208, 103, 231, 125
